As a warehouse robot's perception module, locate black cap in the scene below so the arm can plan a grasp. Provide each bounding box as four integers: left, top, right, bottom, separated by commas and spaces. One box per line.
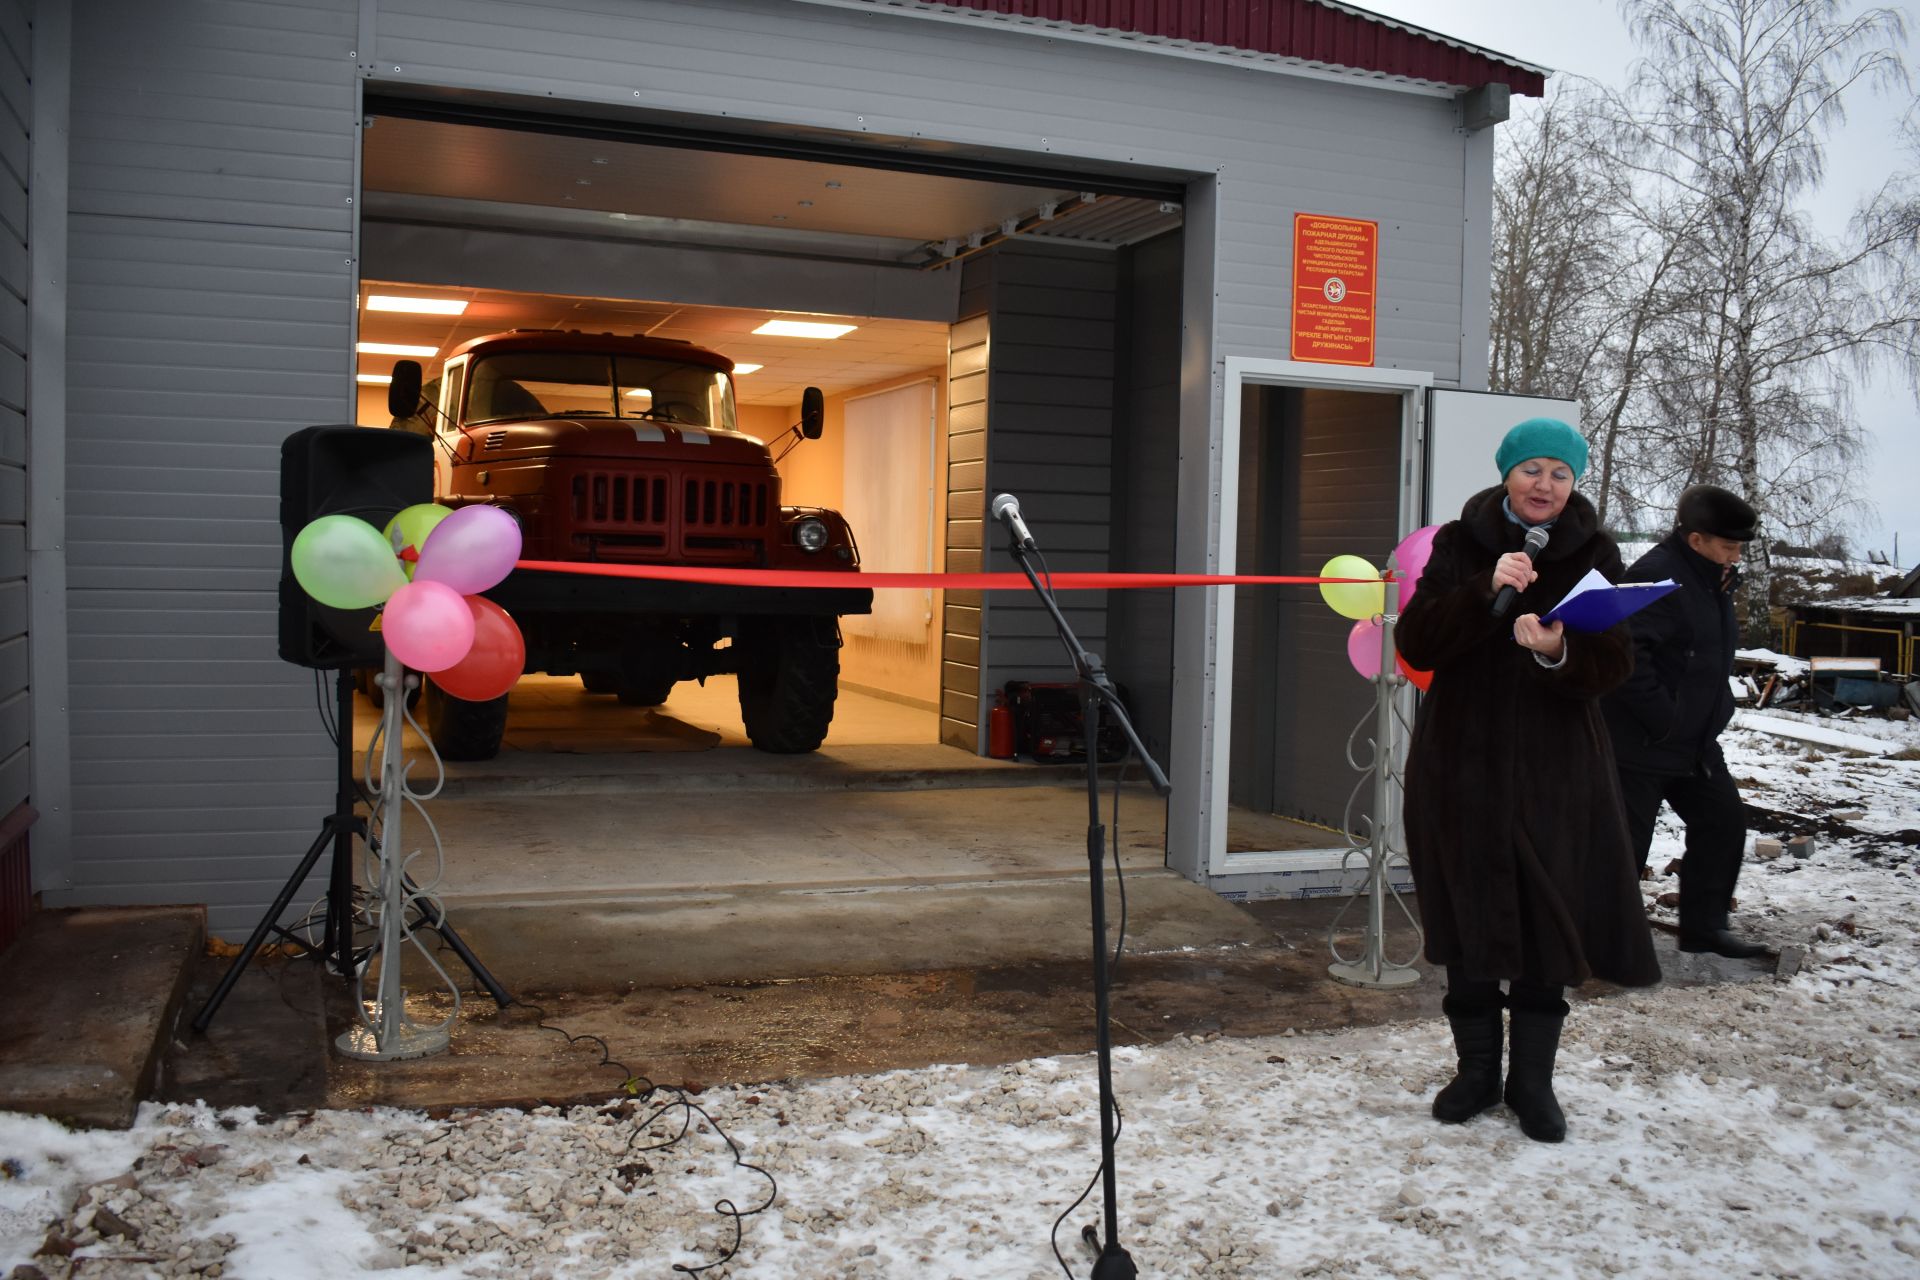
1676, 484, 1759, 542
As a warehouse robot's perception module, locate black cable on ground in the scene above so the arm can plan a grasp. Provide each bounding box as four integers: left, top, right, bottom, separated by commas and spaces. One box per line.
469, 979, 779, 1276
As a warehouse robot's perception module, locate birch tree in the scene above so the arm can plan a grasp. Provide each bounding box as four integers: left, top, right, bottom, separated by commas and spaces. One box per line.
1616, 0, 1911, 632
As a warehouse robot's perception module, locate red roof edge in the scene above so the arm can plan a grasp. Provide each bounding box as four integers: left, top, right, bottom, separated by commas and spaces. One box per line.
909, 0, 1548, 96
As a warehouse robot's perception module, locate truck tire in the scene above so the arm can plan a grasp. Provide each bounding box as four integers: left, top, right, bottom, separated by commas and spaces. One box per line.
736, 615, 839, 753
616, 676, 676, 707
580, 671, 618, 695
423, 683, 508, 761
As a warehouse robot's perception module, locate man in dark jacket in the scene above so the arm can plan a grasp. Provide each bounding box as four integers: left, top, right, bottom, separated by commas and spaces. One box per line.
1603, 484, 1769, 959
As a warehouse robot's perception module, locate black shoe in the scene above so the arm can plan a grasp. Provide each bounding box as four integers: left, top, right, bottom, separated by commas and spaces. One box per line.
1678, 928, 1770, 959
1432, 1004, 1503, 1124
1504, 1005, 1567, 1144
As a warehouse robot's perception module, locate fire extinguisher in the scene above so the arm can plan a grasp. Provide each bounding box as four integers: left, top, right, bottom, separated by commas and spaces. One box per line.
988, 690, 1016, 759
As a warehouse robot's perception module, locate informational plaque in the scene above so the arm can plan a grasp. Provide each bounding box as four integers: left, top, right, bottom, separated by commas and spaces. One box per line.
1290, 214, 1378, 366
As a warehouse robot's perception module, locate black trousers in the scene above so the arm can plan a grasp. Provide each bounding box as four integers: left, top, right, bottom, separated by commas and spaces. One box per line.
1617, 756, 1747, 936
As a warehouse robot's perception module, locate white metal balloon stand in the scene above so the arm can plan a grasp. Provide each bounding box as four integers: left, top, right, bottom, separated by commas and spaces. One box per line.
336, 649, 462, 1060
1327, 566, 1424, 989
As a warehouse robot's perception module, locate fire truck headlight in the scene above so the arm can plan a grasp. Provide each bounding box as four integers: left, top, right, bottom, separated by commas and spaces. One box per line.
794, 518, 830, 552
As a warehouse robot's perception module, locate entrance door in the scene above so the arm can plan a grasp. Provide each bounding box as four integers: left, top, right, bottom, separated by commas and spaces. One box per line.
1227, 386, 1402, 847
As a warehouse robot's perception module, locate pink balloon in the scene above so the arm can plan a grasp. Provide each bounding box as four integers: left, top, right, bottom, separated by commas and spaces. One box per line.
415, 505, 523, 596
1391, 524, 1441, 606
1347, 618, 1386, 680
382, 580, 476, 673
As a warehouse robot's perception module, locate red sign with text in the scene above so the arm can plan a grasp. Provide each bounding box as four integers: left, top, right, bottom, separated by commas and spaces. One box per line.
1291, 214, 1378, 366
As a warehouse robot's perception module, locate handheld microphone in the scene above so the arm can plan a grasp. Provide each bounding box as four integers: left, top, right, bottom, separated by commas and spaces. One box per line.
1491, 525, 1551, 619
990, 492, 1037, 553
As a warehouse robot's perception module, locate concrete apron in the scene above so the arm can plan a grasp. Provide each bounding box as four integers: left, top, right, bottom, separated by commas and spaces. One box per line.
163, 733, 1340, 1116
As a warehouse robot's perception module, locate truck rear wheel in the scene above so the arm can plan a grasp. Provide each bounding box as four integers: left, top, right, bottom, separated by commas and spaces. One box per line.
736, 615, 839, 753
423, 683, 508, 761
580, 671, 618, 695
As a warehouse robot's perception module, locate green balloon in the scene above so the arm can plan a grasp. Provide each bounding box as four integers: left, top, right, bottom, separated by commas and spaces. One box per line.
291, 514, 408, 609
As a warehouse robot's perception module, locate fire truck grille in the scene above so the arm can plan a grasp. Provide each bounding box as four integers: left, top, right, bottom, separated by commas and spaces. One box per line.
571, 472, 671, 527
567, 471, 770, 561
683, 478, 770, 530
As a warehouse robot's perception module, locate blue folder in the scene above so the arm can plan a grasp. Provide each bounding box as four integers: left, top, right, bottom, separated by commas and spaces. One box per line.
1540, 570, 1679, 633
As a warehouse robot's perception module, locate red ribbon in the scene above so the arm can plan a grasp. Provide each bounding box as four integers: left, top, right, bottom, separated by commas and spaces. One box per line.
515, 559, 1388, 590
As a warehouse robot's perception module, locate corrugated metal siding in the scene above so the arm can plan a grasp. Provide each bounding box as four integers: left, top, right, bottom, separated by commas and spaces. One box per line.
1229, 386, 1398, 825
375, 0, 1469, 383
979, 241, 1117, 712
942, 308, 988, 750
903, 0, 1545, 94
59, 0, 358, 934
1106, 229, 1181, 763
1, 0, 31, 950
50, 0, 1481, 925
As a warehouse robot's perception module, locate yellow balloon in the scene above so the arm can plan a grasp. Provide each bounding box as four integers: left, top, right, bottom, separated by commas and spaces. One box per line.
1319, 554, 1385, 620
383, 503, 453, 580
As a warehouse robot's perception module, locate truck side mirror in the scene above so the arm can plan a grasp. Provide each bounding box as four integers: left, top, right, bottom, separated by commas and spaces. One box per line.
800, 386, 825, 440
387, 360, 424, 419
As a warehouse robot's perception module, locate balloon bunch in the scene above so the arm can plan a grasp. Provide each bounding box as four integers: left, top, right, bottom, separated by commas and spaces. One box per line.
1316, 525, 1440, 691
290, 504, 526, 702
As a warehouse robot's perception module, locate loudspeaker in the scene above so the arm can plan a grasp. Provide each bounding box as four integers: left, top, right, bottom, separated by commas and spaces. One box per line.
279, 426, 433, 669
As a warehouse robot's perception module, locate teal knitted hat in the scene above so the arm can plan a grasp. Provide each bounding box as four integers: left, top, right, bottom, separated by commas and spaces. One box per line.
1495, 417, 1588, 482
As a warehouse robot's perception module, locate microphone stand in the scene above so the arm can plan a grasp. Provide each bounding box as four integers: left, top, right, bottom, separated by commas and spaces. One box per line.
1003, 526, 1170, 1280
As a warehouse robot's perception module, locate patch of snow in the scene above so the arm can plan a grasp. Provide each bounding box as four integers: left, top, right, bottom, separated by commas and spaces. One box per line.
3, 731, 1918, 1279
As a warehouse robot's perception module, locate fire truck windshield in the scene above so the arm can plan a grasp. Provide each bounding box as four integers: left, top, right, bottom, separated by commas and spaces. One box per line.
466, 352, 737, 431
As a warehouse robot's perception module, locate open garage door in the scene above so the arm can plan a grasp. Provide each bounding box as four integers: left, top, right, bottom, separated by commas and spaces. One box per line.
352, 92, 1183, 763
344, 89, 1191, 912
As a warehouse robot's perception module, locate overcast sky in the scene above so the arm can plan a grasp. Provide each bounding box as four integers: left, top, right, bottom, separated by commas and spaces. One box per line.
1358, 0, 1916, 564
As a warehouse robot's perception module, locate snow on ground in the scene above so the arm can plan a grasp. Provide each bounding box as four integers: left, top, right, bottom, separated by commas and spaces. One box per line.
4, 722, 1920, 1279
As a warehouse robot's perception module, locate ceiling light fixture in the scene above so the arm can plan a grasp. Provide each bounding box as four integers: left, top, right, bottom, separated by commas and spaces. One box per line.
731, 363, 763, 375
356, 342, 439, 357
753, 319, 856, 339
356, 373, 394, 385
364, 295, 467, 315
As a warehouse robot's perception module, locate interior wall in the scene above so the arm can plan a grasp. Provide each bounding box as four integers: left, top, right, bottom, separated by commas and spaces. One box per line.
1229, 386, 1401, 828
772, 372, 949, 711
1106, 230, 1183, 763
975, 241, 1120, 742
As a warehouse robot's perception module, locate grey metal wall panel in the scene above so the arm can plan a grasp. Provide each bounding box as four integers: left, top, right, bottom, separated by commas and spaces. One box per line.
54, 0, 1482, 923
1229, 387, 1400, 826
0, 688, 23, 758
374, 0, 1471, 382
2, 0, 25, 826
1107, 230, 1182, 763
0, 580, 21, 641
979, 241, 1116, 719
69, 0, 355, 232
0, 404, 21, 465
55, 0, 358, 931
0, 0, 26, 132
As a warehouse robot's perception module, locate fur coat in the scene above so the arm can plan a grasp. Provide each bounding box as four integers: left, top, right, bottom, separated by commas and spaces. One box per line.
1396, 486, 1661, 988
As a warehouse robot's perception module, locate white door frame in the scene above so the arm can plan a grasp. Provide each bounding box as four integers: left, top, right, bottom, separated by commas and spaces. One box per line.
1169, 357, 1432, 882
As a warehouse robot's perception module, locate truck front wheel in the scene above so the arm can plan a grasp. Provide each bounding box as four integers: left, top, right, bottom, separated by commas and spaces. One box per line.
735, 615, 839, 753
423, 683, 508, 761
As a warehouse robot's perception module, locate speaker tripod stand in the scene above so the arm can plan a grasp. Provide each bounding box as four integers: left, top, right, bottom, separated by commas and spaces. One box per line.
192, 667, 509, 1036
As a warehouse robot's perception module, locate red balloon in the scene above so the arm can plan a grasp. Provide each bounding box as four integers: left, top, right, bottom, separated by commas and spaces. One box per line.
1397, 653, 1434, 692
429, 596, 525, 702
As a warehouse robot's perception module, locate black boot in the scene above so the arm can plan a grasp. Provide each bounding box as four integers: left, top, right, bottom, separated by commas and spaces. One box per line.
1432, 996, 1504, 1124
1504, 1000, 1568, 1143
1678, 927, 1769, 959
